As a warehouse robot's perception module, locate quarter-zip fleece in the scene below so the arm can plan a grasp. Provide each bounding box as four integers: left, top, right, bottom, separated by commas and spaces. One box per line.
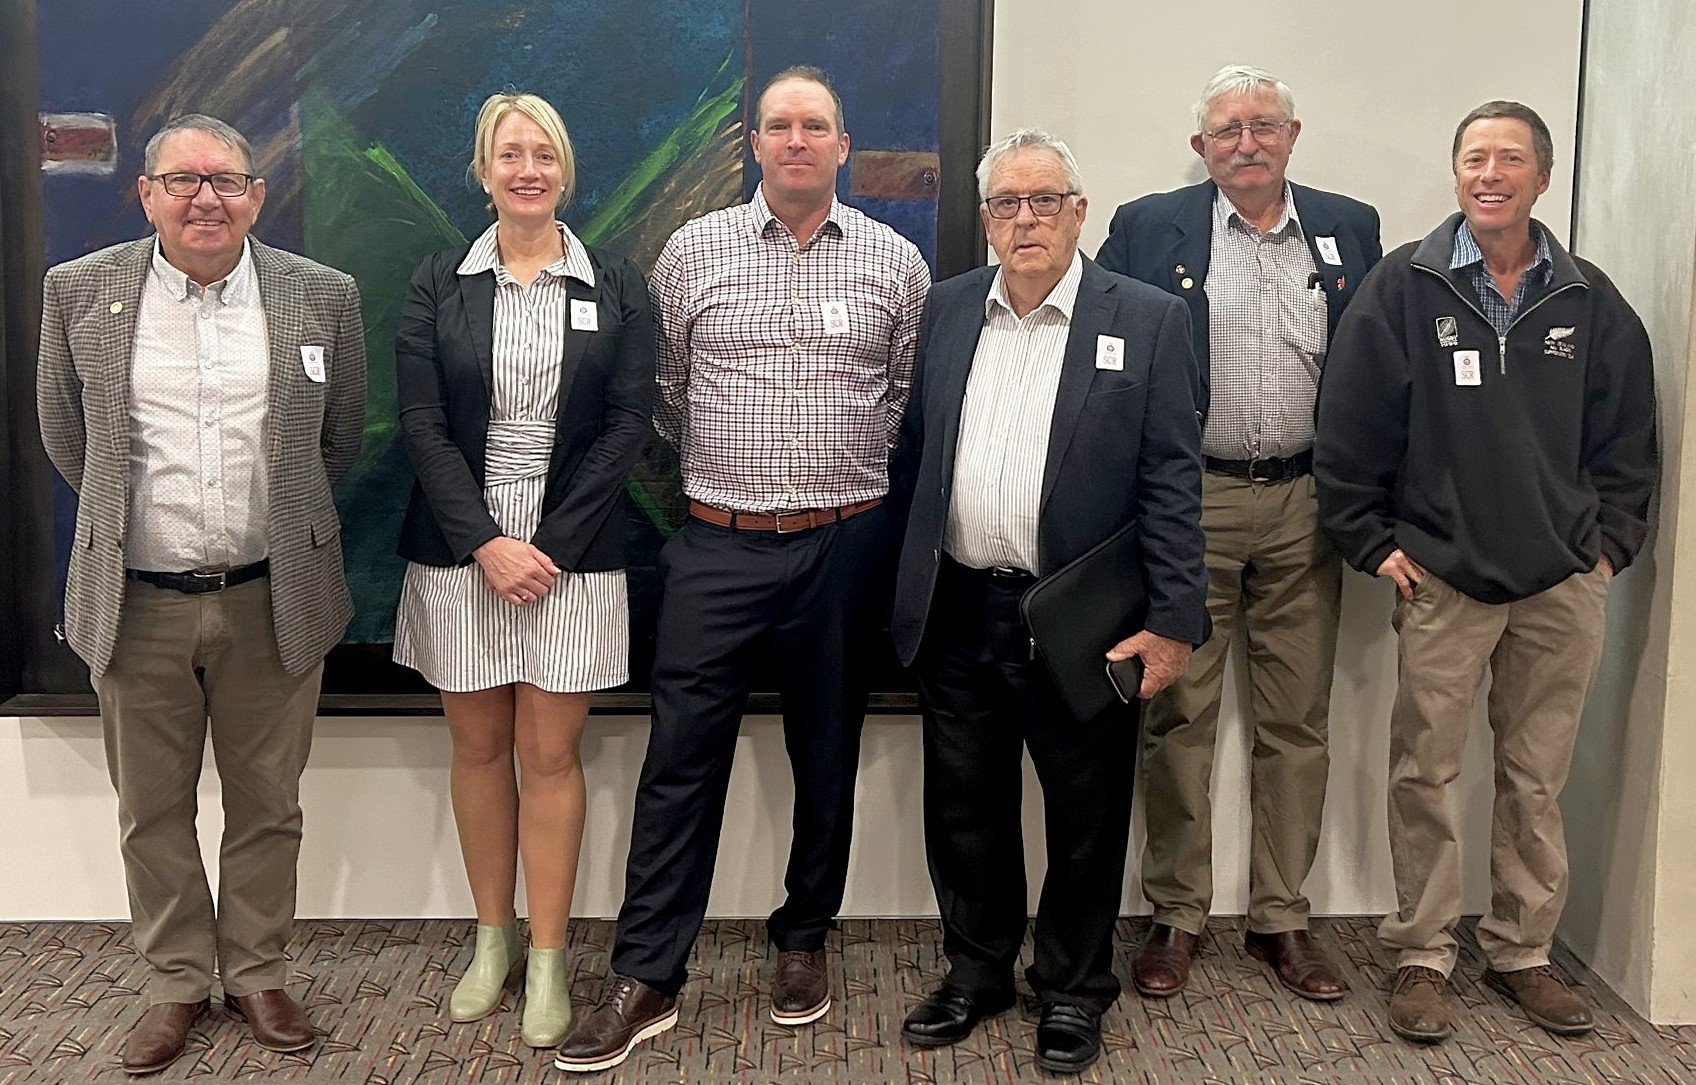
1314, 213, 1657, 604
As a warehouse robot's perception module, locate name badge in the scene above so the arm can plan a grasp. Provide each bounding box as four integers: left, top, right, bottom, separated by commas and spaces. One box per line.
1315, 236, 1342, 265
1095, 335, 1125, 371
1453, 349, 1481, 386
570, 299, 599, 332
821, 299, 850, 336
300, 345, 325, 383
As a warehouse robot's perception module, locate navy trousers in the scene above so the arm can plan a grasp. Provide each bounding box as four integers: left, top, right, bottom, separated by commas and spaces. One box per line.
611, 505, 894, 994
915, 557, 1142, 1012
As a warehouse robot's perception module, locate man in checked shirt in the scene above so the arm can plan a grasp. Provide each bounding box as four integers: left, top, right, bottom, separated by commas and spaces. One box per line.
557, 65, 929, 1073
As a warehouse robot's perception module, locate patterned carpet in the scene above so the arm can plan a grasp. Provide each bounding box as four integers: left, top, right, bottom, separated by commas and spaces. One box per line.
1, 917, 1692, 1084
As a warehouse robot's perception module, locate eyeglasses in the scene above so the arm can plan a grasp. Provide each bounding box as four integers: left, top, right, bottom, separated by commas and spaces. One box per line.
1201, 119, 1290, 145
983, 192, 1075, 219
149, 172, 255, 197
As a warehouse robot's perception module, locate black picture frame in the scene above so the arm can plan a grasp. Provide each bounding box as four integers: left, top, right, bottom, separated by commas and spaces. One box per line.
0, 0, 992, 715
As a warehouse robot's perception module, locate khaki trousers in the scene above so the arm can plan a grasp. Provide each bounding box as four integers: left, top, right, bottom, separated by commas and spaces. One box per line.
91, 577, 321, 1003
1140, 471, 1342, 934
1380, 566, 1609, 975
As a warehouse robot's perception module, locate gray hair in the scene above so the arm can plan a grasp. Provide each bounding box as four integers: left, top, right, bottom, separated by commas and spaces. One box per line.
142, 113, 256, 175
1193, 65, 1296, 132
975, 128, 1084, 200
1452, 100, 1554, 175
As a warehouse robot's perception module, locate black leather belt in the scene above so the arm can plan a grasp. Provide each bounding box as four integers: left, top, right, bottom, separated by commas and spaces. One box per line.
941, 555, 1034, 589
126, 559, 269, 594
1204, 450, 1313, 483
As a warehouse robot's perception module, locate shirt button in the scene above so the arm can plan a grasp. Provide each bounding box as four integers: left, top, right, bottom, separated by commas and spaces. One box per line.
205, 478, 218, 489
203, 419, 215, 429
200, 310, 212, 320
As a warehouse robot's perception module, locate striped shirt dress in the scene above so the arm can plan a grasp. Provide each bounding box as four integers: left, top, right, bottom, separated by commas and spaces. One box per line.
393, 223, 629, 693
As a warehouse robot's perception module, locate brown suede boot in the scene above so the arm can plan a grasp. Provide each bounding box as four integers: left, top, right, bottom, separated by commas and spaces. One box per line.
1484, 965, 1594, 1035
1387, 966, 1453, 1044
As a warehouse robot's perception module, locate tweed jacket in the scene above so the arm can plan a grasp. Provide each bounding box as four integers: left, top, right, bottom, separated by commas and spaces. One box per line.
37, 236, 367, 677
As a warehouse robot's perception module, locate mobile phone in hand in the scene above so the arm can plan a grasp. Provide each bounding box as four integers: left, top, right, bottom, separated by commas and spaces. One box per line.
1106, 656, 1145, 703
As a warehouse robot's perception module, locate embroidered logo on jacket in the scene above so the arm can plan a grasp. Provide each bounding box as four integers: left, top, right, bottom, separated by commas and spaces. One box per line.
1544, 325, 1577, 359
1435, 316, 1459, 347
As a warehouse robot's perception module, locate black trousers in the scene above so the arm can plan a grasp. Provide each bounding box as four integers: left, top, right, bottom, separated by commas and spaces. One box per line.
611, 506, 893, 995
915, 557, 1142, 1012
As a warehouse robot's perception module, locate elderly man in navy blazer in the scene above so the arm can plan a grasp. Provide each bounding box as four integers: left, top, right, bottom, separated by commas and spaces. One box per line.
889, 129, 1207, 1074
1096, 65, 1381, 1002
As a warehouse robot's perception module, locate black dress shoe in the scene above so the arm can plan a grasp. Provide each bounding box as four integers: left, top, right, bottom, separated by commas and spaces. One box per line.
901, 985, 1016, 1047
1035, 1001, 1102, 1074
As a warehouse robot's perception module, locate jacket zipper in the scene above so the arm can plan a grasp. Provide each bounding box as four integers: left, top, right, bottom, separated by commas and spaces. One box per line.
1413, 264, 1582, 376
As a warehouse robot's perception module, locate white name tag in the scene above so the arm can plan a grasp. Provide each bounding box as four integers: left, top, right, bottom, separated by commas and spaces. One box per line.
1453, 349, 1482, 386
300, 345, 325, 383
1095, 335, 1125, 371
821, 299, 850, 336
1315, 236, 1342, 265
570, 299, 599, 332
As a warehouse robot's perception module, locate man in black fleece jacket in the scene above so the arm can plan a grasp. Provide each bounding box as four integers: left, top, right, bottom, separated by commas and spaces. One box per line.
1314, 102, 1656, 1045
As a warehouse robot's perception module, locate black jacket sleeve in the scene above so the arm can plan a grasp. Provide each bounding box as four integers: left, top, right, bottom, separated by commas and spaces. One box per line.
530, 257, 657, 570
1314, 262, 1410, 577
394, 254, 503, 563
1582, 269, 1658, 572
1136, 297, 1209, 644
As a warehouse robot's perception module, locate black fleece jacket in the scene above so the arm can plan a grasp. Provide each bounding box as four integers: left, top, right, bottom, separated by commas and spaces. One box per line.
1314, 213, 1657, 604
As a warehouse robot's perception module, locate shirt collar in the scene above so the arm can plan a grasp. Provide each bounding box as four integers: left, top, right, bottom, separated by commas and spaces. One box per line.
1214, 183, 1303, 238
986, 249, 1084, 321
150, 237, 256, 304
1451, 220, 1552, 274
457, 221, 596, 286
748, 184, 846, 243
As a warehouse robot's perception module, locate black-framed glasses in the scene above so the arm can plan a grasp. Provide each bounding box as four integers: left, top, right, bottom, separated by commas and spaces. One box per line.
150, 172, 255, 197
1202, 119, 1290, 145
983, 192, 1075, 219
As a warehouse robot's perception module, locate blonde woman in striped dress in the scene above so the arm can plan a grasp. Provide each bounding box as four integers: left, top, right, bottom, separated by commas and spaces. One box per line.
392, 92, 654, 1049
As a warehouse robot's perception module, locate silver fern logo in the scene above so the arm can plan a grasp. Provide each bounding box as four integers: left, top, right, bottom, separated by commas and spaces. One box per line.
1544, 325, 1577, 359
1435, 316, 1459, 347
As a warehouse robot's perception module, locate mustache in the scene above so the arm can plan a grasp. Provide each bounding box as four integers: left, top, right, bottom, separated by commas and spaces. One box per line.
1229, 153, 1271, 169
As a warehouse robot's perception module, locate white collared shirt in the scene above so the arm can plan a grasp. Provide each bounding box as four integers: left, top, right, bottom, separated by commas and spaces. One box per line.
127, 239, 271, 570
943, 251, 1083, 573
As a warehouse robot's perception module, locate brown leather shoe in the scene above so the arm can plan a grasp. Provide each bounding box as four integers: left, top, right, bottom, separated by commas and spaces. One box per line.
1133, 922, 1200, 997
122, 1000, 208, 1075
225, 989, 316, 1053
1244, 929, 1347, 1001
555, 974, 679, 1074
1387, 966, 1453, 1043
1484, 965, 1594, 1035
770, 949, 830, 1026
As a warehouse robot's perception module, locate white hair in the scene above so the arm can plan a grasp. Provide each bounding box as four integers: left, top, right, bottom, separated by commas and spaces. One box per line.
1193, 65, 1296, 132
975, 128, 1084, 200
143, 113, 256, 175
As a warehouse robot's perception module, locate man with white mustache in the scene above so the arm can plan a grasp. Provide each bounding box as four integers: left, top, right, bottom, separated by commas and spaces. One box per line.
1097, 65, 1380, 1003
1315, 100, 1656, 1044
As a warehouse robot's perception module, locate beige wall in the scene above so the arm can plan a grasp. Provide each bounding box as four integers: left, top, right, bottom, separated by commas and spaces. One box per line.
1562, 0, 1696, 1023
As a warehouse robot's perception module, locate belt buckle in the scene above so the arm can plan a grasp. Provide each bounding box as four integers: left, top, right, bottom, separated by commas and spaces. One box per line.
774, 511, 807, 535
1248, 457, 1277, 484
189, 568, 228, 591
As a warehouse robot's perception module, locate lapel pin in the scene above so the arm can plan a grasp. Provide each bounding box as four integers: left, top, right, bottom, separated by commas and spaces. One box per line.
1180, 277, 1194, 290
109, 301, 123, 314
1174, 264, 1186, 275
1336, 277, 1346, 291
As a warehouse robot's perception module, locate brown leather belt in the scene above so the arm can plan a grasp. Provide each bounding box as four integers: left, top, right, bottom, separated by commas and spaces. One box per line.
688, 498, 882, 534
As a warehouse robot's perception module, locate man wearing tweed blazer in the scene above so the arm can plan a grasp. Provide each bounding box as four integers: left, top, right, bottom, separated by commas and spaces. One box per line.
36, 114, 365, 1075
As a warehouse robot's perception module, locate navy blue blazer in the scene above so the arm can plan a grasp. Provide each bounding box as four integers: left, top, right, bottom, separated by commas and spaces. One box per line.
394, 241, 655, 572
889, 256, 1209, 666
1095, 180, 1381, 419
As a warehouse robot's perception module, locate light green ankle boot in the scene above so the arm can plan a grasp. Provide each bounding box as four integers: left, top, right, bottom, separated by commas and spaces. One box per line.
449, 920, 525, 1022
519, 947, 573, 1047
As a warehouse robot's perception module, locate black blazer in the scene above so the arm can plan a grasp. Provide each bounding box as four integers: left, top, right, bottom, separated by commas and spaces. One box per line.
394, 239, 655, 571
1095, 179, 1381, 418
889, 257, 1209, 666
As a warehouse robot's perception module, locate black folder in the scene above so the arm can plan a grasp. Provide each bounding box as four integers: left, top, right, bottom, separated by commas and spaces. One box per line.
1019, 523, 1147, 723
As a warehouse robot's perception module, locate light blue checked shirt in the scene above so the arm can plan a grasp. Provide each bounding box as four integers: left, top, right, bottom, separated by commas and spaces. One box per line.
1450, 222, 1553, 335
